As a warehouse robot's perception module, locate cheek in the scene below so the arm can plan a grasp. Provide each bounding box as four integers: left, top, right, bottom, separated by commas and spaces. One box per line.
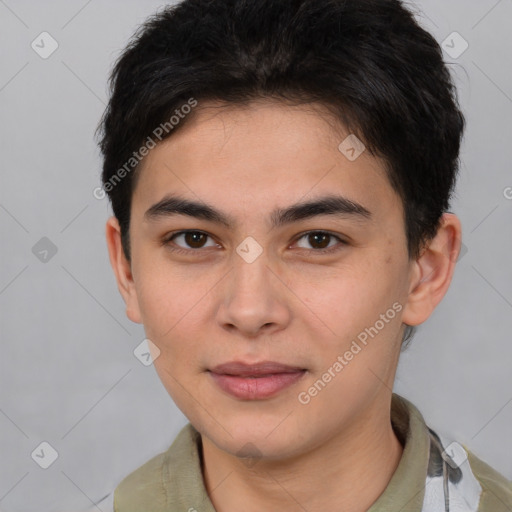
136, 278, 178, 336
298, 261, 400, 326
132, 254, 206, 337
133, 264, 212, 369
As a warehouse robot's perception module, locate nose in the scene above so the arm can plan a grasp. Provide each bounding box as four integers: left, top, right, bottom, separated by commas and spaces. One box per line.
215, 250, 291, 338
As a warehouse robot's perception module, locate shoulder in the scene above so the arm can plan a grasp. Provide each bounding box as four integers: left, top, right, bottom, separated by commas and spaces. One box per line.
113, 449, 168, 512
393, 395, 511, 511
428, 428, 512, 512
113, 423, 199, 512
465, 447, 512, 511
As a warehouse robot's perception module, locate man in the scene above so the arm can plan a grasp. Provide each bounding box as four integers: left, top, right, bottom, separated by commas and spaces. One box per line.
96, 0, 512, 510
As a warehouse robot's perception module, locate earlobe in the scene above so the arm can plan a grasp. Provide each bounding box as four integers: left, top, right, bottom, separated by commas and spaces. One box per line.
105, 216, 143, 324
402, 213, 462, 326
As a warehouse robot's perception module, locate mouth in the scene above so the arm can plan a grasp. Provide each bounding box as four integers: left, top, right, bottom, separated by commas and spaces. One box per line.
208, 361, 307, 400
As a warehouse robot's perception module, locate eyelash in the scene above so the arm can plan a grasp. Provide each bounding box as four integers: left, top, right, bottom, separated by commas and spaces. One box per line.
162, 230, 347, 255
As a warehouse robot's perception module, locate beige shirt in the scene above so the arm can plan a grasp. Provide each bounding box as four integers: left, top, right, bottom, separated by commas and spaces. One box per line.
113, 394, 512, 511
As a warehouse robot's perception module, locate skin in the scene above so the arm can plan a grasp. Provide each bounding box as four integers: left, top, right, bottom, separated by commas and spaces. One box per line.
106, 99, 462, 512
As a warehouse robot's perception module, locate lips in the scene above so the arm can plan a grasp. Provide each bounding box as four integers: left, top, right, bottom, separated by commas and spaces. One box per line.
208, 361, 307, 399
210, 360, 305, 377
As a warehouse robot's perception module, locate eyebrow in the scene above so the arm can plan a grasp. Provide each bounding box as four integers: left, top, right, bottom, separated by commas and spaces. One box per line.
144, 193, 372, 229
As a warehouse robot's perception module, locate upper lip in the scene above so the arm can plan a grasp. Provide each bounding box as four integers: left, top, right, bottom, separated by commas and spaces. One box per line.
209, 361, 305, 377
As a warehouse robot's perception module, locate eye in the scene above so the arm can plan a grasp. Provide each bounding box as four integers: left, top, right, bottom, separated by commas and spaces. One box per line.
162, 229, 347, 256
163, 230, 219, 253
293, 231, 346, 254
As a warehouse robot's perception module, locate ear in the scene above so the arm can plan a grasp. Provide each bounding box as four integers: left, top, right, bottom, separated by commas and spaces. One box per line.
402, 213, 462, 326
105, 216, 142, 324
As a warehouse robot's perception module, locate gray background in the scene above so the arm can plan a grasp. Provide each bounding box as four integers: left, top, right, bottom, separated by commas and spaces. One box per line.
0, 0, 511, 510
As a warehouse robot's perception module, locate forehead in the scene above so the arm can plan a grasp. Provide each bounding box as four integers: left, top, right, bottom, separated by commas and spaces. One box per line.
131, 100, 401, 225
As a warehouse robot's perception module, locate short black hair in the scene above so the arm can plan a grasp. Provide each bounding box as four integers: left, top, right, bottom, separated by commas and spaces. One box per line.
97, 0, 464, 266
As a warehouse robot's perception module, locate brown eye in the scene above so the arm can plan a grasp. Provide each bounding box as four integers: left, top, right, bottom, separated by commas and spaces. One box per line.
294, 231, 346, 254
308, 232, 330, 249
164, 231, 218, 251
183, 231, 208, 248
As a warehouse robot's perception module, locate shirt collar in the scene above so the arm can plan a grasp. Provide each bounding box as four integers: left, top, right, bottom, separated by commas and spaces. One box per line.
368, 394, 431, 511
115, 393, 432, 511
163, 393, 431, 511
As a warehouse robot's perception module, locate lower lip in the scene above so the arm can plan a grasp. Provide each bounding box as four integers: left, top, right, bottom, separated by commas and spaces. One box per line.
209, 370, 306, 400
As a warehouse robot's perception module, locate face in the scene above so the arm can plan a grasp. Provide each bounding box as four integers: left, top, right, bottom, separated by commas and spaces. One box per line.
107, 99, 453, 460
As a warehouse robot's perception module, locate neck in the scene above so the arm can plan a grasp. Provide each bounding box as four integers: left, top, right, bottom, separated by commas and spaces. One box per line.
201, 395, 404, 512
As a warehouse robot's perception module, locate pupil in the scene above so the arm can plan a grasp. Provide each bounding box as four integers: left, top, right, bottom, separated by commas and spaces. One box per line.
186, 232, 205, 248
310, 232, 329, 249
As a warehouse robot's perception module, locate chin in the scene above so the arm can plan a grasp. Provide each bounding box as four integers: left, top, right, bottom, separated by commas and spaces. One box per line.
204, 418, 304, 461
